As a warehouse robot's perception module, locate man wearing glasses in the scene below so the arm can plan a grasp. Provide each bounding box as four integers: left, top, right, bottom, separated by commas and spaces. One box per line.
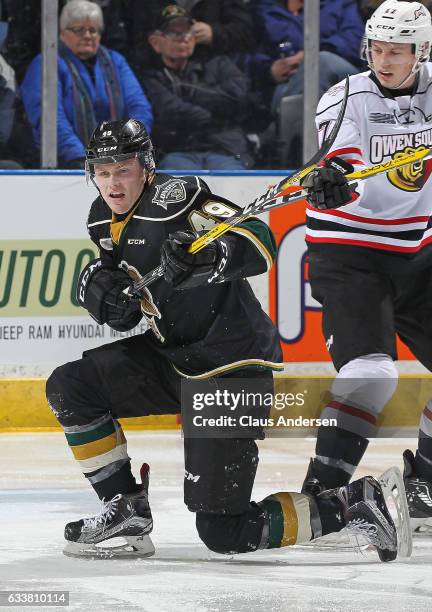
21, 0, 153, 169
144, 5, 254, 171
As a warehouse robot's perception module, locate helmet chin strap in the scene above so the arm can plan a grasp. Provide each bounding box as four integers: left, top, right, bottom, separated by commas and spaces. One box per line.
390, 67, 417, 90
371, 63, 417, 90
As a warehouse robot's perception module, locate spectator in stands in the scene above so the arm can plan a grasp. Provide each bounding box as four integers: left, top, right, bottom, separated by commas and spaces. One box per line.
128, 0, 256, 78
172, 0, 255, 58
144, 5, 254, 170
0, 47, 20, 168
20, 0, 153, 168
0, 4, 38, 168
3, 0, 133, 83
357, 0, 385, 20
253, 0, 364, 110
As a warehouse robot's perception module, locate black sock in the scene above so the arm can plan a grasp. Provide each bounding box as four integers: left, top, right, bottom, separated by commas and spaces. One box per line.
314, 426, 369, 487
87, 461, 138, 501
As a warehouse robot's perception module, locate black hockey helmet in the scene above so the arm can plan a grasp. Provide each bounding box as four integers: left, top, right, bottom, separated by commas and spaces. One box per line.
85, 118, 155, 180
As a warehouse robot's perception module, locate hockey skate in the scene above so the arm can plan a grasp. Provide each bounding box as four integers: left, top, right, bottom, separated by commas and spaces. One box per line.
300, 458, 356, 550
301, 458, 327, 497
63, 463, 154, 559
403, 449, 432, 535
335, 475, 398, 561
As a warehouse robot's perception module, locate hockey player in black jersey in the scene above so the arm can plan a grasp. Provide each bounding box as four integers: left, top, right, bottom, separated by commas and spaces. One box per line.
46, 118, 401, 561
299, 0, 432, 535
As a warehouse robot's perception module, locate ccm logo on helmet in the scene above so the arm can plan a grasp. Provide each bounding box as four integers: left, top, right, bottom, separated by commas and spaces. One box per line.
97, 146, 117, 152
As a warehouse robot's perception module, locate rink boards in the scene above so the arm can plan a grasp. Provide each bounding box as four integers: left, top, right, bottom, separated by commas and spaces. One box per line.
0, 171, 428, 433
1, 374, 431, 433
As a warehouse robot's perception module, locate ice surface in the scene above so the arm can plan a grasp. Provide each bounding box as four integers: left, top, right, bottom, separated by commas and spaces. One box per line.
1, 432, 432, 611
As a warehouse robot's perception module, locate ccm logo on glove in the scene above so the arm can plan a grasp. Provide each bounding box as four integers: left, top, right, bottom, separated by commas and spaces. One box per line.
301, 156, 357, 210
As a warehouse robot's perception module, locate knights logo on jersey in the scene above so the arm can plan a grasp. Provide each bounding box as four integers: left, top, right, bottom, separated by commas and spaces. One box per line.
152, 178, 188, 210
119, 261, 165, 343
387, 146, 432, 192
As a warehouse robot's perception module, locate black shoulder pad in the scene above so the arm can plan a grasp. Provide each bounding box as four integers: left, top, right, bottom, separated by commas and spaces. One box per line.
87, 196, 112, 248
147, 174, 207, 219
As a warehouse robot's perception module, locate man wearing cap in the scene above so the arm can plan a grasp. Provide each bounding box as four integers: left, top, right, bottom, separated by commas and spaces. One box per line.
143, 4, 254, 170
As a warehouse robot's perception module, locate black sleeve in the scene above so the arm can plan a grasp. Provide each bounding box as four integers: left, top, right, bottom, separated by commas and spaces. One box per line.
188, 189, 277, 280
143, 76, 213, 131
187, 57, 249, 118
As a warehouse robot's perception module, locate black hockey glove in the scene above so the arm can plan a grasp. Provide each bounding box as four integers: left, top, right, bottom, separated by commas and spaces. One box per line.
301, 156, 356, 210
77, 260, 143, 331
160, 230, 231, 290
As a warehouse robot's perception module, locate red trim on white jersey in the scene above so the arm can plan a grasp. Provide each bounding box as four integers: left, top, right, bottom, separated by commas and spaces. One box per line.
306, 230, 432, 253
310, 69, 432, 255
306, 205, 430, 226
344, 158, 367, 166
327, 147, 363, 159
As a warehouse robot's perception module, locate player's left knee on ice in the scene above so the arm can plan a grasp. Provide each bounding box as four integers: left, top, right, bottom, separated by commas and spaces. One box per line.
195, 504, 265, 554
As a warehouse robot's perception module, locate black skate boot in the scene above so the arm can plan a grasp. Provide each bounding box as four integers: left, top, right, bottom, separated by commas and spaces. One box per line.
333, 475, 398, 562
301, 459, 326, 496
63, 463, 154, 558
403, 449, 432, 534
301, 457, 351, 497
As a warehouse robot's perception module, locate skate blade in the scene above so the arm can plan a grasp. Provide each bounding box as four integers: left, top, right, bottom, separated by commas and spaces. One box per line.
378, 466, 413, 558
296, 527, 368, 551
411, 517, 432, 536
63, 534, 155, 559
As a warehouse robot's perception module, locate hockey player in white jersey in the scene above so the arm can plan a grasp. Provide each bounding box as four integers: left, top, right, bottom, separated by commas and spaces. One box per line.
300, 0, 432, 531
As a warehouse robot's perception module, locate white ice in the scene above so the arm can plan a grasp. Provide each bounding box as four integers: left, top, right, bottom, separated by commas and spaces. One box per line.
1, 432, 432, 612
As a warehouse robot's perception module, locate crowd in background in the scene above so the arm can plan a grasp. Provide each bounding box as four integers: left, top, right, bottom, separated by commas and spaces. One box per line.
0, 0, 429, 171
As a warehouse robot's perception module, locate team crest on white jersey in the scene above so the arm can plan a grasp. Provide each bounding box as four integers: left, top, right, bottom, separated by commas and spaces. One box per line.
387, 146, 432, 192
152, 178, 188, 210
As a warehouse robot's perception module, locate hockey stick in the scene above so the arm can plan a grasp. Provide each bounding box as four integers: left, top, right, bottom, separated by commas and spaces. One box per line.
127, 77, 350, 297
129, 143, 431, 296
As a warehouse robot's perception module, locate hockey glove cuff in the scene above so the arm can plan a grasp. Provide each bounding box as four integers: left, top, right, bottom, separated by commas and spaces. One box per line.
301, 156, 356, 209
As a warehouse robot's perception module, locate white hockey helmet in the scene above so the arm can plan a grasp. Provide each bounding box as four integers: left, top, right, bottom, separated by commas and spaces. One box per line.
363, 0, 432, 75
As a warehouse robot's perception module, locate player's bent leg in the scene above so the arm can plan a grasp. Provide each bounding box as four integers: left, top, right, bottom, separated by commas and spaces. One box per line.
46, 359, 139, 500
394, 272, 432, 531
195, 503, 268, 554
303, 354, 398, 493
46, 338, 182, 558
196, 476, 398, 562
47, 360, 155, 558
